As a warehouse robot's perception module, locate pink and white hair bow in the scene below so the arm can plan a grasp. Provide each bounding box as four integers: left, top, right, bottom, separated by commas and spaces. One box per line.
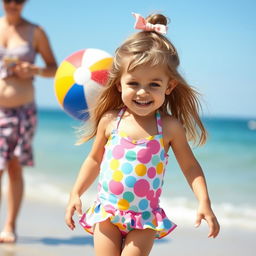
132, 12, 168, 34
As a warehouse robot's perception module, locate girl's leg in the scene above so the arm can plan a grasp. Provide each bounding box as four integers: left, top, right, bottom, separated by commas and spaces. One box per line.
1, 157, 23, 242
121, 228, 156, 256
94, 219, 123, 256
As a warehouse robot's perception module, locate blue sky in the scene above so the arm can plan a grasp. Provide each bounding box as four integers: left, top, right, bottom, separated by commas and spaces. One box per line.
1, 0, 255, 118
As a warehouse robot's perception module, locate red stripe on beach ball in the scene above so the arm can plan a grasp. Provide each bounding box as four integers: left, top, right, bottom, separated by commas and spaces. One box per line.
91, 70, 109, 86
66, 49, 86, 68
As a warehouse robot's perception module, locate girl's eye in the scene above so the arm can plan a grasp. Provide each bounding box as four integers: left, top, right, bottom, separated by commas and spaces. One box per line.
150, 82, 160, 87
127, 82, 139, 86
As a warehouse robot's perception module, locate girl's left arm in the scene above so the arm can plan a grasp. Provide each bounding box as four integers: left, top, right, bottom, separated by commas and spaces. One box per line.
167, 118, 220, 238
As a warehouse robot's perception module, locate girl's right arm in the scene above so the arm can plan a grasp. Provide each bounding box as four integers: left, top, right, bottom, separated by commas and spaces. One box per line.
65, 114, 111, 230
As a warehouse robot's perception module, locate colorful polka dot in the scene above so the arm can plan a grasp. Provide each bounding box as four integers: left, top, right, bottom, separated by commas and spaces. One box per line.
147, 167, 156, 179
163, 219, 172, 229
121, 162, 133, 174
147, 190, 154, 200
123, 191, 135, 202
151, 155, 160, 166
137, 149, 151, 164
142, 211, 151, 220
110, 159, 120, 170
156, 162, 164, 174
111, 215, 120, 223
112, 145, 125, 159
152, 217, 157, 226
115, 222, 126, 230
134, 179, 150, 197
139, 199, 148, 210
135, 164, 147, 176
129, 205, 139, 212
102, 181, 108, 192
125, 176, 137, 187
153, 178, 160, 189
147, 140, 160, 154
117, 199, 130, 210
120, 138, 136, 149
125, 150, 136, 161
109, 194, 118, 204
112, 170, 123, 182
109, 180, 124, 195
160, 150, 166, 161
159, 138, 164, 147
156, 188, 162, 197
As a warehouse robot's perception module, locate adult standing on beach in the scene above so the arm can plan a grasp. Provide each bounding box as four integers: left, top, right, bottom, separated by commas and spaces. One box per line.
0, 0, 57, 243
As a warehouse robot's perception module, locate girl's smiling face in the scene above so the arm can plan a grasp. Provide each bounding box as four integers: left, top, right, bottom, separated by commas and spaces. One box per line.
118, 57, 174, 117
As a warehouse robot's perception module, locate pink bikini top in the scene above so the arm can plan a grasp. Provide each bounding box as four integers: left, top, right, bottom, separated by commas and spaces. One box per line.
0, 24, 37, 78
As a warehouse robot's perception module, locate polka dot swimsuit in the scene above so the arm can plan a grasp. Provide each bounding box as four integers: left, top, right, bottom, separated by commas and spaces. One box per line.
80, 108, 177, 238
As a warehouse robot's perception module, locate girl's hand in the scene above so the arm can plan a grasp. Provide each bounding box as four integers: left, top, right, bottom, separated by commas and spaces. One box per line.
194, 201, 220, 238
13, 61, 38, 79
65, 194, 83, 230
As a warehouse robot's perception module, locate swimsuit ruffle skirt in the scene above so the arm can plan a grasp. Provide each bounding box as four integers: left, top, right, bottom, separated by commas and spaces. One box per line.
80, 108, 177, 238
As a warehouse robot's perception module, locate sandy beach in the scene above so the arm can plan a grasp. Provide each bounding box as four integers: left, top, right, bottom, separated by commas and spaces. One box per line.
0, 198, 255, 256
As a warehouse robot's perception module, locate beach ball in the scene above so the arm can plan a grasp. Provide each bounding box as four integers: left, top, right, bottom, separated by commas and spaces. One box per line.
54, 48, 112, 120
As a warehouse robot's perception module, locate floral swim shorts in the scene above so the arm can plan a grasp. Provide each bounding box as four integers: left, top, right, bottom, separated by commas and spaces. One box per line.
0, 102, 37, 170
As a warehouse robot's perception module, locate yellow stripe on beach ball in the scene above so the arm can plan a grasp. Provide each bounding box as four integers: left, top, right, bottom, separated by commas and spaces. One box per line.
112, 170, 123, 181
135, 164, 147, 176
89, 57, 113, 72
110, 159, 120, 170
156, 162, 164, 174
54, 61, 76, 104
117, 199, 130, 210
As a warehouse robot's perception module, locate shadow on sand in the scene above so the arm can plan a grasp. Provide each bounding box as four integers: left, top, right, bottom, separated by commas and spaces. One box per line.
18, 234, 170, 246
18, 235, 93, 246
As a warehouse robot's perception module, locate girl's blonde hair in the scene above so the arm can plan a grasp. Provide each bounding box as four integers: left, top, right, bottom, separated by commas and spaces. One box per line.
79, 13, 207, 145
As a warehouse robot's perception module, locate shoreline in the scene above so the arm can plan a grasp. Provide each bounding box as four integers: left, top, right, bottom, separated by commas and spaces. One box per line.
1, 199, 255, 256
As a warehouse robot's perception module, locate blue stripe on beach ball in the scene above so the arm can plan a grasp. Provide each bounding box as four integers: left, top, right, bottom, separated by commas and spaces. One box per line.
63, 83, 88, 120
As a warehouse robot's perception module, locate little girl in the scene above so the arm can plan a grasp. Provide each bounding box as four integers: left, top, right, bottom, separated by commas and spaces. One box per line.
66, 12, 220, 256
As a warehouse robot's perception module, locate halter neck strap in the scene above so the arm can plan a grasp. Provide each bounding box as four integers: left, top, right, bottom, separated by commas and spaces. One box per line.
116, 108, 162, 134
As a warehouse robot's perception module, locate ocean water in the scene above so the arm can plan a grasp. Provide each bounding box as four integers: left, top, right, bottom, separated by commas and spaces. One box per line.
22, 109, 256, 230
